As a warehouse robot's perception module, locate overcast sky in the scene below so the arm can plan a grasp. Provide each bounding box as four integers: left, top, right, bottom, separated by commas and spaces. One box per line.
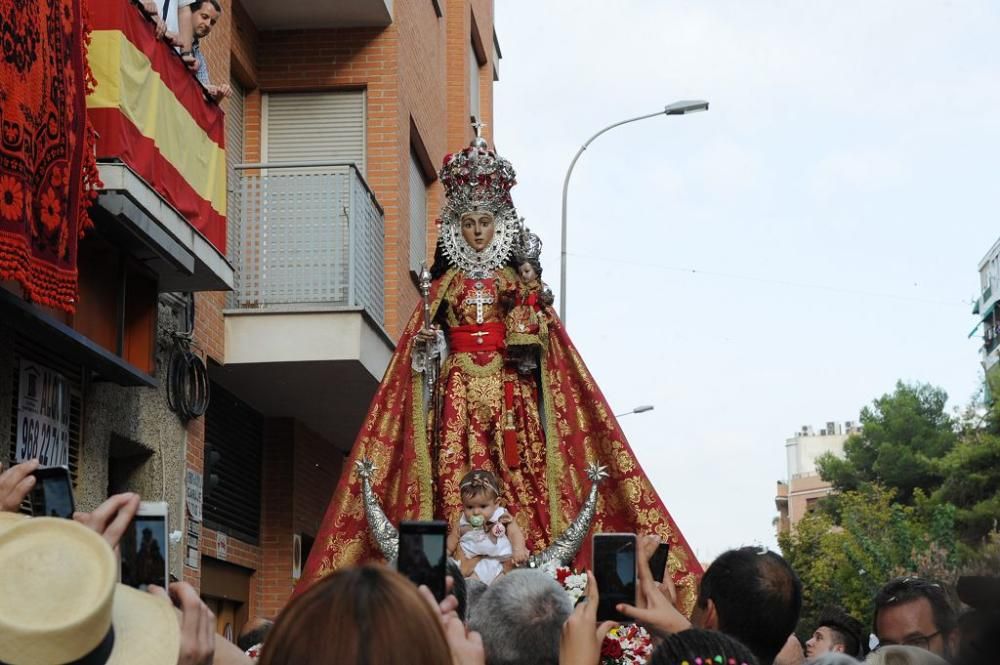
493, 0, 998, 562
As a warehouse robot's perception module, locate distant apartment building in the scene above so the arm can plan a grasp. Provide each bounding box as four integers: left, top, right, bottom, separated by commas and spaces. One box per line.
775, 420, 861, 533
972, 236, 1000, 401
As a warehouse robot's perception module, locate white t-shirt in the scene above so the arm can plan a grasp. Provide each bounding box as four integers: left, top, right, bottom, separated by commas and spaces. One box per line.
153, 0, 194, 35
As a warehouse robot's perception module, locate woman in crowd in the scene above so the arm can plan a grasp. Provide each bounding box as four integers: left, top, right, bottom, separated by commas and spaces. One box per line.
258, 564, 483, 665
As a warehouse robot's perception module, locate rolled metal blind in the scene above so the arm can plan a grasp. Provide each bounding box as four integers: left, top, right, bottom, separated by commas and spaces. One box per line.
264, 91, 366, 175
7, 336, 84, 488
409, 149, 427, 274
203, 381, 263, 544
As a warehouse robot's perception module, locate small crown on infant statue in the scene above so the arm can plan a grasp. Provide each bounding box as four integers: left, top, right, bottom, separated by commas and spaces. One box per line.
513, 228, 543, 265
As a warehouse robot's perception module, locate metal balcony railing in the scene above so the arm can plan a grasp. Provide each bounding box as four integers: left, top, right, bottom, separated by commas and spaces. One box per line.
228, 162, 384, 323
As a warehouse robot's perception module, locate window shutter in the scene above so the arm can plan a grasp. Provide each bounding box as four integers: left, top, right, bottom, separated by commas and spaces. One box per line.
8, 336, 85, 488
468, 43, 480, 121
409, 149, 427, 275
263, 91, 366, 174
225, 78, 245, 266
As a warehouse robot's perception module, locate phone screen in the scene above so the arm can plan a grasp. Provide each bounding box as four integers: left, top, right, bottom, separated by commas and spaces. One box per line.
593, 534, 637, 622
398, 520, 448, 601
121, 512, 168, 590
30, 466, 75, 518
649, 542, 670, 584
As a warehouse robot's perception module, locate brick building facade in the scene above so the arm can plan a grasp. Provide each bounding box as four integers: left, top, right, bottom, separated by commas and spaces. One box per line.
1, 0, 499, 641
190, 0, 501, 634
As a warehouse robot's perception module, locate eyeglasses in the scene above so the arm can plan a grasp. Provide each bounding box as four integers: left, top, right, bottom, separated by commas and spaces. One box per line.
875, 631, 942, 651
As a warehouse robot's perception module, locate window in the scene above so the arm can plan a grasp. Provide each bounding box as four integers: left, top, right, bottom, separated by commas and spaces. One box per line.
409, 148, 428, 275
203, 382, 263, 544
263, 91, 366, 174
469, 41, 480, 122
8, 337, 84, 490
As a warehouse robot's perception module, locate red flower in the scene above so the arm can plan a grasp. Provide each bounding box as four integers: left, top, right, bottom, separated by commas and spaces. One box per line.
0, 175, 24, 220
40, 188, 63, 233
555, 567, 571, 584
50, 165, 66, 188
600, 637, 624, 660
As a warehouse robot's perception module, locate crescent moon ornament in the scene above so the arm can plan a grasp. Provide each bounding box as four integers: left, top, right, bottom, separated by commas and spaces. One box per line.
355, 458, 399, 563
527, 463, 609, 569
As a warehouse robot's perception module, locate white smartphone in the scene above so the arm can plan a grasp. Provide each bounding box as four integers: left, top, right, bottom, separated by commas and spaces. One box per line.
121, 501, 169, 590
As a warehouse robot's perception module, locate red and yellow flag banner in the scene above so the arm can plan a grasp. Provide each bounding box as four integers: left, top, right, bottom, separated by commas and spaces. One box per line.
87, 0, 227, 253
0, 0, 101, 313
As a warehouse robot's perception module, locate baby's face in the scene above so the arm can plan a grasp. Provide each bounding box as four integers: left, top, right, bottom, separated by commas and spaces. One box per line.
462, 491, 498, 526
517, 262, 538, 283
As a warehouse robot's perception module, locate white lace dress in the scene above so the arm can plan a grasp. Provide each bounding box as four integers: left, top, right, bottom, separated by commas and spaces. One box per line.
455, 506, 513, 585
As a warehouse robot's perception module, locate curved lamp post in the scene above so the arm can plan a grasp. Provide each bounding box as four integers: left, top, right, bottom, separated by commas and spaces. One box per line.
559, 100, 709, 323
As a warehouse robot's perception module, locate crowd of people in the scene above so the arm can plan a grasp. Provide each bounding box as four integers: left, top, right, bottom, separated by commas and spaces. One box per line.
1, 459, 997, 665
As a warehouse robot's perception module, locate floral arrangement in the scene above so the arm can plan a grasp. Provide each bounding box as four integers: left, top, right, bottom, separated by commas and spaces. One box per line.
544, 564, 653, 665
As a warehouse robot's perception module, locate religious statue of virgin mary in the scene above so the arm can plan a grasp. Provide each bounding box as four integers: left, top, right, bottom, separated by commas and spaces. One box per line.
297, 135, 702, 611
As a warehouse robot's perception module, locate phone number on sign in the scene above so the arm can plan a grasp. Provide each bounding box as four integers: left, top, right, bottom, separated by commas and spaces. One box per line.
18, 416, 69, 467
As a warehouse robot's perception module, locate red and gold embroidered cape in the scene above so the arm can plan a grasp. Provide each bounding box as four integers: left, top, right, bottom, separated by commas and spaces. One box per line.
297, 266, 702, 611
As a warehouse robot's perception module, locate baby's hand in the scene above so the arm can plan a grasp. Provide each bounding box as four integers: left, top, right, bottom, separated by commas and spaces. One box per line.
511, 545, 529, 565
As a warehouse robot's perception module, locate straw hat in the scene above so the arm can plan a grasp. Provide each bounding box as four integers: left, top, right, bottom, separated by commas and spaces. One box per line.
0, 514, 180, 665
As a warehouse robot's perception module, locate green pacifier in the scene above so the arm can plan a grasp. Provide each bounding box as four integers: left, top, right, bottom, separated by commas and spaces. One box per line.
469, 514, 485, 527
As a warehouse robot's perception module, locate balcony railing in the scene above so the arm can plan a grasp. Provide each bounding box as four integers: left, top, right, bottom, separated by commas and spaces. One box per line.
228, 163, 384, 323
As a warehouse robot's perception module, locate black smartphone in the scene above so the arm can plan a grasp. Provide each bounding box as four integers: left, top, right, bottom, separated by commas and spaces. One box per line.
120, 501, 169, 590
649, 542, 670, 584
30, 466, 75, 518
398, 520, 448, 601
593, 533, 637, 622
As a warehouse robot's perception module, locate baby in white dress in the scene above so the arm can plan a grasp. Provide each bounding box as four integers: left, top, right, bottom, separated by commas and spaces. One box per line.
447, 469, 528, 585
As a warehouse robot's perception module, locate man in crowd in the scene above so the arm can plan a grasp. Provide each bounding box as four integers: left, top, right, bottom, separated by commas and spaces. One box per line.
620, 542, 803, 665
468, 569, 571, 665
178, 0, 231, 100
805, 607, 864, 661
873, 577, 958, 660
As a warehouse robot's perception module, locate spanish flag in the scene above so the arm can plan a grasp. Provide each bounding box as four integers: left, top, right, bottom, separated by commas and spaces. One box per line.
86, 0, 227, 253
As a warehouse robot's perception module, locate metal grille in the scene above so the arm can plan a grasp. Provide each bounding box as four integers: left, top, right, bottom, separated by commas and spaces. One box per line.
231, 163, 384, 323
7, 337, 84, 488
203, 381, 262, 544
225, 77, 246, 311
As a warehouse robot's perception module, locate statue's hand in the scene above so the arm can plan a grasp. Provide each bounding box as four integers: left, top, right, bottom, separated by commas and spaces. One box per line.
415, 324, 440, 343
511, 545, 529, 565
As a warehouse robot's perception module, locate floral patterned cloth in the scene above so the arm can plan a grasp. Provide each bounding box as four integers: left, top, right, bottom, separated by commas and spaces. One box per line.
0, 0, 100, 312
297, 265, 704, 613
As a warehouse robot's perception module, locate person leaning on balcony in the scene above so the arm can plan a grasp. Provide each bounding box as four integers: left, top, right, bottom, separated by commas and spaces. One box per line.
178, 0, 232, 101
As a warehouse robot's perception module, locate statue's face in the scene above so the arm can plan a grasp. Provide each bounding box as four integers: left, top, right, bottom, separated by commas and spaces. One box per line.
517, 261, 538, 283
460, 211, 496, 252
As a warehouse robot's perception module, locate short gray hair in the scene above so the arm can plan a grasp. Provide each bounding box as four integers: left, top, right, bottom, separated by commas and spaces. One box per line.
865, 645, 948, 665
811, 652, 860, 665
468, 570, 572, 665
465, 579, 489, 620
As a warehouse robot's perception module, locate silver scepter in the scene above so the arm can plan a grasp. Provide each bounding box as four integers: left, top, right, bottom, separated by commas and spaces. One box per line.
418, 262, 437, 392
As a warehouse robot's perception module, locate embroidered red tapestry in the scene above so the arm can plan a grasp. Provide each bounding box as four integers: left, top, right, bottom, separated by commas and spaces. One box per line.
0, 0, 100, 313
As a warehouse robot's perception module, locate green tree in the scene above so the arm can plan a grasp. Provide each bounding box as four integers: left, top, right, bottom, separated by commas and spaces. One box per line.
779, 485, 959, 641
817, 381, 957, 505
933, 396, 1000, 545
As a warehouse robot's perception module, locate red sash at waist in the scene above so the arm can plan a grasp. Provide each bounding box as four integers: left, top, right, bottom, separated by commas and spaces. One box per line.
449, 322, 506, 352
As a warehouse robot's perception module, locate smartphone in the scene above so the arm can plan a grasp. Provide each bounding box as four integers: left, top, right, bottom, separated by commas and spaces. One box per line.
593, 533, 637, 622
649, 542, 670, 584
120, 501, 169, 590
30, 466, 75, 518
397, 520, 448, 601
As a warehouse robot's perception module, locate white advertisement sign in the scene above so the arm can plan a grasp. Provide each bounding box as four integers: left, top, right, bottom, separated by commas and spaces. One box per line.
15, 361, 71, 468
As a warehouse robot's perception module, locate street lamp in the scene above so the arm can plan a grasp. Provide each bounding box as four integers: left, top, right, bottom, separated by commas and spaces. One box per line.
558, 100, 709, 323
615, 404, 655, 418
